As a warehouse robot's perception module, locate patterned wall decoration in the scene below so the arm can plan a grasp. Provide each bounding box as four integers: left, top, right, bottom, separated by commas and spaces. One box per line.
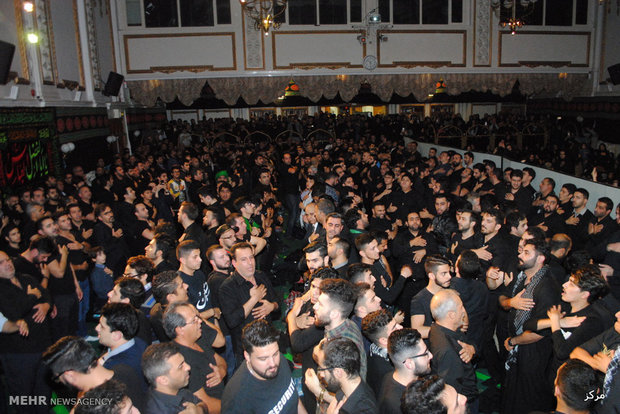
474, 0, 492, 67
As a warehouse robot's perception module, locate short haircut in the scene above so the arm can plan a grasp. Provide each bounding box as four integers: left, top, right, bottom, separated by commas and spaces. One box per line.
354, 232, 375, 252
344, 209, 362, 229
571, 265, 609, 304
317, 198, 336, 217
525, 226, 547, 245
233, 196, 254, 212
561, 183, 577, 195
546, 194, 560, 204
179, 202, 199, 221
456, 250, 481, 280
152, 232, 176, 261
42, 336, 98, 376
330, 237, 351, 258
555, 359, 600, 411
346, 262, 372, 283
312, 266, 339, 281
522, 167, 536, 180
388, 328, 423, 368
206, 244, 226, 261
100, 303, 139, 340
510, 169, 523, 179
126, 255, 154, 281
319, 278, 357, 318
464, 151, 473, 160
574, 188, 589, 200
324, 211, 343, 224
142, 342, 181, 387
549, 233, 572, 253
472, 163, 486, 173
241, 319, 280, 355
303, 241, 327, 258
152, 270, 181, 306
483, 208, 504, 225
598, 197, 613, 212
29, 235, 57, 254
176, 239, 200, 260
35, 216, 54, 233
430, 289, 461, 321
505, 211, 526, 231
231, 241, 253, 259
401, 374, 446, 414
94, 203, 110, 219
163, 301, 192, 339
566, 250, 592, 274
362, 309, 392, 344
114, 277, 146, 309
424, 254, 450, 277
74, 380, 130, 414
322, 337, 360, 377
543, 177, 556, 189
523, 238, 549, 261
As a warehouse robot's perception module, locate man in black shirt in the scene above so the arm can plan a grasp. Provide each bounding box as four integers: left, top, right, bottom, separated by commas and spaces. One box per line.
177, 240, 216, 321
315, 337, 378, 414
142, 342, 208, 414
222, 320, 301, 414
219, 242, 278, 365
145, 233, 176, 274
410, 255, 452, 339
429, 289, 479, 413
379, 328, 432, 414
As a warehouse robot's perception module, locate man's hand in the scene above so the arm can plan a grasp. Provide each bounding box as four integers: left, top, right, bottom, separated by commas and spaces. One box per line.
249, 284, 267, 301
296, 311, 315, 330
326, 398, 345, 414
413, 249, 426, 264
565, 216, 579, 226
59, 244, 69, 257
81, 228, 93, 239
592, 350, 614, 373
509, 290, 535, 311
16, 319, 29, 336
393, 310, 405, 326
458, 340, 475, 363
599, 264, 614, 279
27, 285, 41, 299
504, 193, 515, 201
252, 300, 275, 319
32, 303, 51, 323
112, 228, 123, 238
504, 337, 515, 352
76, 284, 84, 301
304, 368, 322, 397
179, 402, 203, 414
473, 246, 493, 261
205, 363, 223, 388
410, 236, 427, 247
400, 265, 413, 279
560, 315, 586, 329
419, 208, 433, 219
607, 242, 620, 253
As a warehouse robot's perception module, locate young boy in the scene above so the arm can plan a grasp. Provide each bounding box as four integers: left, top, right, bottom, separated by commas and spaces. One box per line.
88, 246, 114, 312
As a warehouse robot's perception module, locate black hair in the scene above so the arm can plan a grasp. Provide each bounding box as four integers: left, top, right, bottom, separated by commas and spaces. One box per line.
114, 277, 146, 309
100, 303, 139, 340
241, 319, 280, 354
322, 337, 360, 377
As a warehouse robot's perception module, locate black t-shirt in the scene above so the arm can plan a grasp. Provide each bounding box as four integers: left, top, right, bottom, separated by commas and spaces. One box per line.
336, 380, 378, 414
410, 288, 434, 328
48, 251, 76, 296
112, 364, 147, 413
221, 354, 298, 414
13, 256, 44, 283
175, 341, 224, 399
179, 270, 212, 313
378, 372, 406, 414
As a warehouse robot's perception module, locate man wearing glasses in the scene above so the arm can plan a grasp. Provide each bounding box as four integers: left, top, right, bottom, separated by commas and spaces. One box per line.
377, 328, 432, 414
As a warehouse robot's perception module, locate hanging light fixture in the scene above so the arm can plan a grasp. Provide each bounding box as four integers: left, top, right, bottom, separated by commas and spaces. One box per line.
492, 0, 536, 35
239, 0, 287, 36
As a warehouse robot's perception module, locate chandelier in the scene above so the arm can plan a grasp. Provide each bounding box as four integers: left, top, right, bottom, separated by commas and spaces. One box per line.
239, 0, 287, 36
491, 0, 536, 35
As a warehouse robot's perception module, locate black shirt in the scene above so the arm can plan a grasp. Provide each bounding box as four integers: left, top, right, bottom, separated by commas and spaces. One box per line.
144, 387, 202, 414
336, 380, 378, 414
378, 372, 406, 414
221, 355, 298, 414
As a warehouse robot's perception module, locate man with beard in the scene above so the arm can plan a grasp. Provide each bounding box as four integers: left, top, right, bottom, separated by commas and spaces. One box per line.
504, 169, 533, 214
288, 267, 338, 413
428, 195, 457, 256
145, 233, 176, 274
222, 320, 303, 414
313, 278, 366, 378
378, 328, 433, 414
327, 237, 350, 278
206, 244, 236, 377
528, 195, 565, 239
564, 188, 594, 250
501, 239, 560, 414
410, 255, 452, 339
475, 209, 510, 273
311, 337, 377, 414
449, 209, 482, 263
93, 203, 128, 277
142, 342, 208, 413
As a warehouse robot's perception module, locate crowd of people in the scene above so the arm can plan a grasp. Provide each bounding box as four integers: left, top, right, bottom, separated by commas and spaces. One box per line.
0, 111, 619, 414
